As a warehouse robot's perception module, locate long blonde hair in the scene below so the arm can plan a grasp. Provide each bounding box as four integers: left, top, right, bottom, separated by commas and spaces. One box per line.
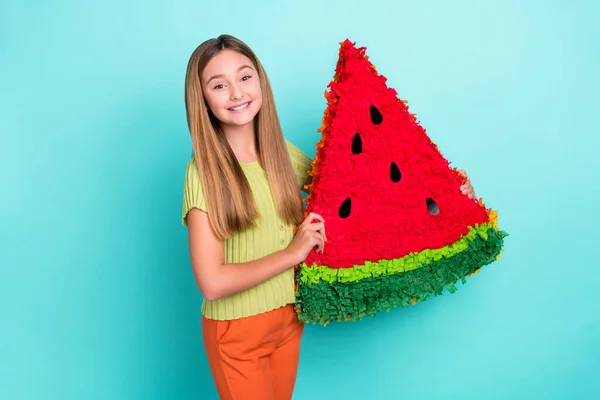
184, 34, 303, 239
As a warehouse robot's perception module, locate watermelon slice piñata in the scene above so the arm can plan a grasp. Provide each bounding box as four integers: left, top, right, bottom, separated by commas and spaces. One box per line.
294, 39, 508, 325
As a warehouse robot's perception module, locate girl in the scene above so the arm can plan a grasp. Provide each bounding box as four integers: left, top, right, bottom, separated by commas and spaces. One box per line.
181, 34, 475, 400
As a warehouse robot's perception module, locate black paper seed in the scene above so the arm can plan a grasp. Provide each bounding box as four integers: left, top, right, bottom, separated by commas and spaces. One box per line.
339, 198, 352, 218
352, 132, 362, 155
426, 198, 440, 216
370, 105, 383, 125
390, 162, 401, 182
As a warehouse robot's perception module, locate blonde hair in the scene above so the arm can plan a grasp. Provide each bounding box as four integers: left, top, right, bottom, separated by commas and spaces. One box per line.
184, 34, 303, 239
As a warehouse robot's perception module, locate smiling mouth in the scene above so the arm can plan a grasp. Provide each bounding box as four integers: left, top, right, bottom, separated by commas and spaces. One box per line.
229, 102, 251, 112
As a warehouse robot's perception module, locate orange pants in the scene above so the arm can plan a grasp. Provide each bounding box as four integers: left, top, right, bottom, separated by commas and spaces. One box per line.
202, 304, 304, 400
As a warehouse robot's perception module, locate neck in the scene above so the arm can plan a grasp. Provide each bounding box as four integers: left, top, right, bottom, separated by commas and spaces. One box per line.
222, 121, 258, 163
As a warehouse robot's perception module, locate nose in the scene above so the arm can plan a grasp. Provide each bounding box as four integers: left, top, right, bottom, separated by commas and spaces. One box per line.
229, 83, 245, 101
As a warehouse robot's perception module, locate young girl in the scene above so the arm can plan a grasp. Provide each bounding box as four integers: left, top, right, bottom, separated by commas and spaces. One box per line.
181, 34, 326, 400
181, 34, 475, 400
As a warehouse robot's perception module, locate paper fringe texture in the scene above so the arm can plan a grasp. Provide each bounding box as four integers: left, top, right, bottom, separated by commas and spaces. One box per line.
295, 39, 508, 325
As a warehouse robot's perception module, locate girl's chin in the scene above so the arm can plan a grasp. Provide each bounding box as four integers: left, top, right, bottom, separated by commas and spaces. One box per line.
221, 115, 257, 128
222, 111, 259, 127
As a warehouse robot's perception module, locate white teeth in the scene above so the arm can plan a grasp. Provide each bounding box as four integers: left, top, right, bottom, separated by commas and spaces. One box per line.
230, 102, 249, 111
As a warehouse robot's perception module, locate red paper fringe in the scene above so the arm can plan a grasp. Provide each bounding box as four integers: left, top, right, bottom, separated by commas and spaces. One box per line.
303, 39, 490, 269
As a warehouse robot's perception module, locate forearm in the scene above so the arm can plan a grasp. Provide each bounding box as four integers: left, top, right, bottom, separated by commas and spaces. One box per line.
197, 249, 298, 301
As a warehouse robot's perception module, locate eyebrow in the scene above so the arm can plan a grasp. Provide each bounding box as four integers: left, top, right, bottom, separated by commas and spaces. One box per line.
206, 65, 254, 85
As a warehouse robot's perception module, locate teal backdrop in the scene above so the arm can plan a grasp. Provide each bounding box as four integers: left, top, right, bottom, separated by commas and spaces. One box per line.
2, 0, 599, 399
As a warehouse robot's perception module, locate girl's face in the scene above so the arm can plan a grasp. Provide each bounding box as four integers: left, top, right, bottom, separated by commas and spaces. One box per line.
201, 49, 263, 129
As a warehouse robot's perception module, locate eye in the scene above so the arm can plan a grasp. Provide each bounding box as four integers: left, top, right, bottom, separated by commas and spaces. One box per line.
241, 75, 252, 82
213, 84, 225, 90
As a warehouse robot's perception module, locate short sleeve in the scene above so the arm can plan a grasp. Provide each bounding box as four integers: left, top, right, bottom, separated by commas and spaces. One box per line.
285, 140, 313, 188
182, 158, 208, 227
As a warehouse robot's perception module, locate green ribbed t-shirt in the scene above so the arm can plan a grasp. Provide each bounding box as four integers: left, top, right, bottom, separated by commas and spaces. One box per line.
182, 140, 313, 320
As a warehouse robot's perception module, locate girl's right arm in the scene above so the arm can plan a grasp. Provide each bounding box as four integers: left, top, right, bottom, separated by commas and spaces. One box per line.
187, 209, 327, 301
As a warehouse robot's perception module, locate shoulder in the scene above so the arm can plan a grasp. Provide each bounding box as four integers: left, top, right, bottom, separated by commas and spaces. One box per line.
185, 157, 200, 181
284, 139, 310, 162
183, 157, 204, 197
285, 139, 302, 155
283, 139, 313, 187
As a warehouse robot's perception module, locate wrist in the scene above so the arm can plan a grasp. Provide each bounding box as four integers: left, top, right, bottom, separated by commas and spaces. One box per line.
281, 247, 301, 267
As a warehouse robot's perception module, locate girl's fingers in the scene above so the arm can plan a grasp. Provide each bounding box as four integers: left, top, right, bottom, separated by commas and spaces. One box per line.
460, 180, 473, 195
307, 223, 327, 243
305, 212, 324, 224
298, 213, 327, 248
303, 222, 324, 233
311, 212, 324, 221
314, 232, 325, 253
461, 184, 475, 198
300, 212, 325, 228
315, 223, 327, 242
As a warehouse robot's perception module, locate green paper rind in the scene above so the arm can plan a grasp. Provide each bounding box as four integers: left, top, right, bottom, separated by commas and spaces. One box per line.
298, 223, 497, 285
295, 227, 508, 325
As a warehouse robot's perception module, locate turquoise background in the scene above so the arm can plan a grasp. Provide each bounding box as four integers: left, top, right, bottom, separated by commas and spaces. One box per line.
2, 0, 599, 399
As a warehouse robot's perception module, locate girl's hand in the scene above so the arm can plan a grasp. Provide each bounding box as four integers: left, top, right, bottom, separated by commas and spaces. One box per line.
286, 212, 327, 264
458, 169, 475, 199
